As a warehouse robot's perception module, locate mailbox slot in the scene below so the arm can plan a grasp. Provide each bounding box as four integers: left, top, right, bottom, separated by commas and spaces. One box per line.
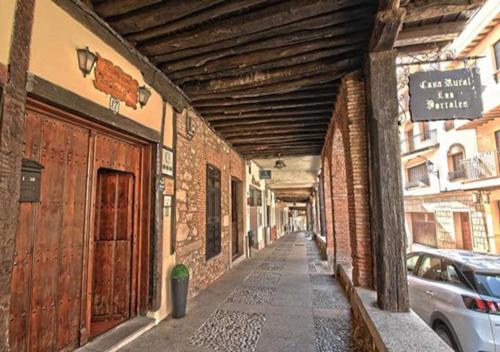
20, 159, 44, 202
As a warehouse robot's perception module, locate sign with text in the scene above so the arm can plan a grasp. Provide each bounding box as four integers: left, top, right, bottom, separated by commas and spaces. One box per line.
259, 170, 272, 179
409, 68, 483, 121
93, 53, 139, 109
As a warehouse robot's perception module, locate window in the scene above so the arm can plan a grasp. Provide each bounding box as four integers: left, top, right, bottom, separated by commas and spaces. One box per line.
407, 254, 420, 275
419, 122, 430, 141
444, 120, 454, 131
494, 40, 500, 83
206, 164, 221, 260
442, 260, 469, 289
406, 163, 430, 188
418, 256, 443, 281
249, 187, 262, 206
447, 144, 466, 180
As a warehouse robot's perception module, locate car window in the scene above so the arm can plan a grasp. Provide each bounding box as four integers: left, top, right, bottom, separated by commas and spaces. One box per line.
442, 260, 469, 289
475, 273, 500, 299
407, 254, 420, 275
418, 256, 443, 281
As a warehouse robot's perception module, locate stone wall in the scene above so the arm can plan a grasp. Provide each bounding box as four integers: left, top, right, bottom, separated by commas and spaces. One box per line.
175, 111, 244, 298
321, 71, 372, 288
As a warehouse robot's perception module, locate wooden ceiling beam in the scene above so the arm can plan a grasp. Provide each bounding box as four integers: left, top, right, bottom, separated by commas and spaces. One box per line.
94, 0, 162, 18
230, 135, 325, 144
174, 41, 367, 85
403, 0, 485, 23
210, 116, 331, 127
223, 128, 327, 138
148, 4, 376, 63
205, 108, 333, 122
193, 90, 336, 108
125, 0, 278, 42
108, 1, 224, 34
162, 25, 368, 77
183, 57, 359, 95
198, 98, 333, 115
395, 21, 466, 47
214, 120, 330, 131
370, 8, 406, 52
138, 0, 373, 56
242, 150, 321, 158
236, 141, 325, 150
189, 72, 345, 100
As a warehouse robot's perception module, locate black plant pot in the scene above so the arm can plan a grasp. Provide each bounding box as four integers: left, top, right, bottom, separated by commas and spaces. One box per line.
172, 277, 189, 319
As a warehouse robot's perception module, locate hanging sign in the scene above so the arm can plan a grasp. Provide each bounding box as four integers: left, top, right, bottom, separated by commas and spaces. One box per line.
409, 68, 483, 121
259, 170, 272, 179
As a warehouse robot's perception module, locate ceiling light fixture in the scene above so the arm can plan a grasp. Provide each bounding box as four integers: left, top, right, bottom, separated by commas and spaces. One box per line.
274, 154, 286, 169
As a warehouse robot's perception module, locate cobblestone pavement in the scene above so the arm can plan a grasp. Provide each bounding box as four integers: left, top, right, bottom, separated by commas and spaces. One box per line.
120, 232, 357, 352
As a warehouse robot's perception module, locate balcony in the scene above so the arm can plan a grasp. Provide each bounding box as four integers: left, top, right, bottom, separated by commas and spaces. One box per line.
459, 151, 499, 181
400, 129, 438, 155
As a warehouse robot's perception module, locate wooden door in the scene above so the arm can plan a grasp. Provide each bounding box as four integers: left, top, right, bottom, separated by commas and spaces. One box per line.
411, 212, 437, 247
206, 165, 221, 260
10, 108, 90, 352
231, 180, 239, 257
91, 170, 135, 337
460, 213, 473, 250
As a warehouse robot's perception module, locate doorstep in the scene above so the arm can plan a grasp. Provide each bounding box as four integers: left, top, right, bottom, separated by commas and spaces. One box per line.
75, 316, 156, 352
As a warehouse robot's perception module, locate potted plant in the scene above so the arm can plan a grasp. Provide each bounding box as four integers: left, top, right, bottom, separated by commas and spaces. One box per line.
171, 264, 189, 318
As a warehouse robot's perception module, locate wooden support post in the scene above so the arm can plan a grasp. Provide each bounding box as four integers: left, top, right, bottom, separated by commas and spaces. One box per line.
0, 0, 36, 349
366, 50, 409, 312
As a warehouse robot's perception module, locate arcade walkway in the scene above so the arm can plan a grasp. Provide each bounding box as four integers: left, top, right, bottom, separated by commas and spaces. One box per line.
120, 232, 357, 352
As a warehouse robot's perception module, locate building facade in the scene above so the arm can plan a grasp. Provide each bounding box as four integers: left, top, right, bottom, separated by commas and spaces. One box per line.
401, 9, 500, 254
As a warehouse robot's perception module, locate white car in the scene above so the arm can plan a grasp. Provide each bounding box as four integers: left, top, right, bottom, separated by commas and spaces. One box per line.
407, 249, 500, 352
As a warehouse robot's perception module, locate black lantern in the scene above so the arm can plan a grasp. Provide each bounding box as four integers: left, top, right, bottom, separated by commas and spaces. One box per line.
274, 154, 286, 169
138, 85, 152, 108
76, 47, 97, 77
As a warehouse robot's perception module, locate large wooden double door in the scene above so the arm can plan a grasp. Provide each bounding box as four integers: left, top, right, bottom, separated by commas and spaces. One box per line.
10, 100, 151, 351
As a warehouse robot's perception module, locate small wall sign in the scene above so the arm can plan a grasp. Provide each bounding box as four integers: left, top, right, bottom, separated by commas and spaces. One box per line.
161, 147, 174, 177
163, 195, 172, 217
259, 170, 272, 179
109, 96, 120, 114
409, 68, 483, 121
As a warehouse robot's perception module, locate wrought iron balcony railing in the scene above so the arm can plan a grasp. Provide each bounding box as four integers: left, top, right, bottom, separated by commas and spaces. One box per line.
459, 151, 499, 181
400, 129, 438, 155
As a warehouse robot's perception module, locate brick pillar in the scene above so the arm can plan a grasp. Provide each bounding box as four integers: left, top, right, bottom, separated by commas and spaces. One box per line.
0, 1, 36, 350
322, 157, 335, 269
345, 74, 372, 288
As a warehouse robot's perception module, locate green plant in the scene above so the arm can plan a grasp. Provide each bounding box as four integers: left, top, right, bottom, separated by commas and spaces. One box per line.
171, 264, 189, 279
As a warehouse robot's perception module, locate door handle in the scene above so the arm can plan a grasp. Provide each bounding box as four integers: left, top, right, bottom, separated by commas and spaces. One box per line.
424, 290, 434, 297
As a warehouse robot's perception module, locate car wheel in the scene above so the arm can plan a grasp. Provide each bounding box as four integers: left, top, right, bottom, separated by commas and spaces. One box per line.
434, 323, 459, 351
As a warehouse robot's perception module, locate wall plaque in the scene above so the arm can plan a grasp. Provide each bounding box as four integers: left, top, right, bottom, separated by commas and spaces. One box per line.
259, 170, 272, 179
161, 147, 174, 177
93, 53, 139, 109
409, 68, 483, 121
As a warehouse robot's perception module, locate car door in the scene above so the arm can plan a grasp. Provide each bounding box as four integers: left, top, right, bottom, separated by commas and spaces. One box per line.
407, 253, 421, 308
411, 255, 444, 323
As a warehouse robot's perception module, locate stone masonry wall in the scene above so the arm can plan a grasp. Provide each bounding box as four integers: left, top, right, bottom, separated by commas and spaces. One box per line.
175, 111, 244, 299
321, 71, 372, 288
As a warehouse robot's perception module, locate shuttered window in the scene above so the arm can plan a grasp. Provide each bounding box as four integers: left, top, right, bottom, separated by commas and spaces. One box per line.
206, 164, 221, 260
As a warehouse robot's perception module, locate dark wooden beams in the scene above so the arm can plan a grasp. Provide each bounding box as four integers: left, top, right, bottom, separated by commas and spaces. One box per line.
90, 0, 378, 158
370, 8, 406, 51
396, 21, 466, 47
403, 0, 485, 23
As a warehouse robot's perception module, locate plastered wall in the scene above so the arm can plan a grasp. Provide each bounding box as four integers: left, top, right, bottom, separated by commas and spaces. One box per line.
0, 0, 16, 65
29, 0, 164, 132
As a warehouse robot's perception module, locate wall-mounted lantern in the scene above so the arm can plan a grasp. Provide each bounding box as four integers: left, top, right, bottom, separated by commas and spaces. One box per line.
137, 85, 152, 108
76, 47, 97, 77
425, 160, 439, 177
185, 109, 196, 140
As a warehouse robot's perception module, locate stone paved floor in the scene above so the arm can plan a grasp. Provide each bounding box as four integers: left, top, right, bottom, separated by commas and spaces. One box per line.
120, 232, 358, 352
